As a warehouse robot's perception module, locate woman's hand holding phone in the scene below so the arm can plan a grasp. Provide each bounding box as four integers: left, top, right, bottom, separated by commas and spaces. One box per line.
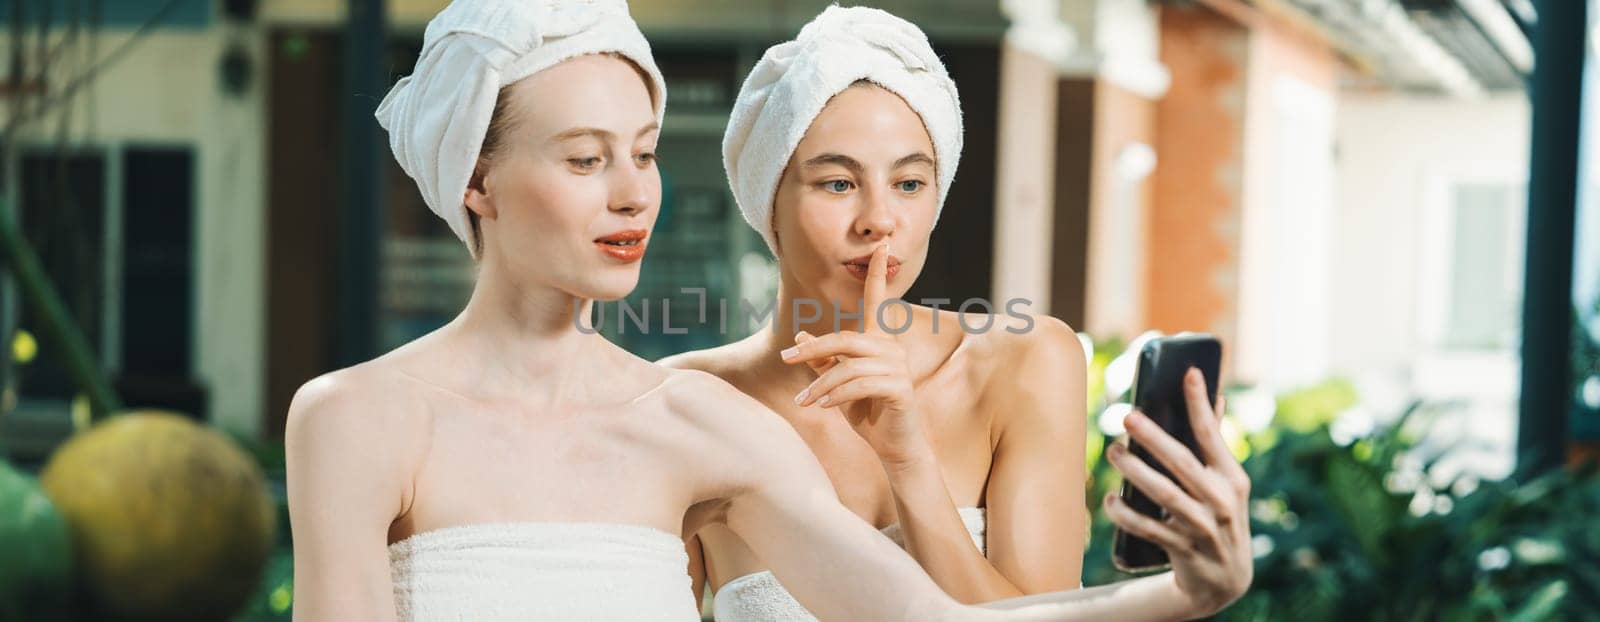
1103, 368, 1254, 616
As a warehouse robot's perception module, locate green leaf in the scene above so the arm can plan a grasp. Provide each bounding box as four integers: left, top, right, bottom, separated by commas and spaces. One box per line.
1325, 452, 1396, 564
1507, 580, 1568, 622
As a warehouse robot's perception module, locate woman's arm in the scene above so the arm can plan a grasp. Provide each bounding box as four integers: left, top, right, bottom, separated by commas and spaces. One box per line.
733, 458, 1224, 622
695, 370, 1250, 622
285, 374, 414, 622
978, 317, 1091, 590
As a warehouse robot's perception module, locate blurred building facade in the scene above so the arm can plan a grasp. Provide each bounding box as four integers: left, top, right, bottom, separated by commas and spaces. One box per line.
0, 0, 1549, 473
998, 0, 1533, 476
0, 1, 267, 455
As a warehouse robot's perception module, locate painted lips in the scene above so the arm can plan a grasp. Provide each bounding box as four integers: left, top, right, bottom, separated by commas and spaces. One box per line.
594, 229, 648, 262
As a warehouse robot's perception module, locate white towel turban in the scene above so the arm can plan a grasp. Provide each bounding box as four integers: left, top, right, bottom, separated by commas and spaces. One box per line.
375, 0, 666, 256
723, 5, 963, 257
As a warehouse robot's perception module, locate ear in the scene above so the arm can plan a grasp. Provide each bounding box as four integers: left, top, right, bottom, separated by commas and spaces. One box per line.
463, 160, 499, 221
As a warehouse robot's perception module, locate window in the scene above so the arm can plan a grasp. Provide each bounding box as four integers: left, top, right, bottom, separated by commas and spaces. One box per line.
1442, 183, 1524, 351
4, 144, 201, 418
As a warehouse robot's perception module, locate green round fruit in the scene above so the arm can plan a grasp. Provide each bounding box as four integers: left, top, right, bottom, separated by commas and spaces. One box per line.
39, 412, 276, 621
0, 458, 73, 618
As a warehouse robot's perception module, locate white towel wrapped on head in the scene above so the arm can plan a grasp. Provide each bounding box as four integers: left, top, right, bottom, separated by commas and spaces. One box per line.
375, 0, 666, 256
723, 5, 964, 257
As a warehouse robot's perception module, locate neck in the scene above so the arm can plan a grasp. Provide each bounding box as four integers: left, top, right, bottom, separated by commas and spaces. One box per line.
449, 254, 609, 397
771, 273, 877, 340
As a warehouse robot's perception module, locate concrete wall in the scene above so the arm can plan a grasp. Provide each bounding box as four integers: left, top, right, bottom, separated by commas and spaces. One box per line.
990, 42, 1060, 314
1331, 93, 1529, 392
1333, 93, 1529, 478
1234, 18, 1340, 389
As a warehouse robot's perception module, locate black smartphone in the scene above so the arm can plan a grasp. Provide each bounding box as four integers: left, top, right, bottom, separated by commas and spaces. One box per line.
1111, 333, 1223, 573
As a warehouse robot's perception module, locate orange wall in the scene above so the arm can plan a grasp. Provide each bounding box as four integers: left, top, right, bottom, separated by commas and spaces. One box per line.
1146, 5, 1248, 340
1145, 3, 1340, 384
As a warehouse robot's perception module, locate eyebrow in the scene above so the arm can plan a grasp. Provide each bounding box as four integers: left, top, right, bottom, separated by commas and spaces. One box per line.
802, 151, 935, 174
802, 153, 863, 175
893, 152, 935, 169
551, 122, 660, 142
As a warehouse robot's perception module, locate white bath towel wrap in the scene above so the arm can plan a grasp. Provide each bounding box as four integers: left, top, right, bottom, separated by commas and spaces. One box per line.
389, 521, 698, 621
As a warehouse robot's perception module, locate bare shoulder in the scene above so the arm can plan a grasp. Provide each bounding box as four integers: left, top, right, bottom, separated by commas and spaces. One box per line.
974, 312, 1088, 427
655, 345, 721, 373
654, 366, 814, 485
656, 338, 761, 385
284, 359, 432, 469
656, 366, 784, 434
936, 308, 1083, 380
991, 312, 1085, 372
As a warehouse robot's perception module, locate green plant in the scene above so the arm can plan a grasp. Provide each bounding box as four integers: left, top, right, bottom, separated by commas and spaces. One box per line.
233, 437, 293, 621
1079, 334, 1598, 619
1216, 411, 1597, 620
236, 546, 294, 621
